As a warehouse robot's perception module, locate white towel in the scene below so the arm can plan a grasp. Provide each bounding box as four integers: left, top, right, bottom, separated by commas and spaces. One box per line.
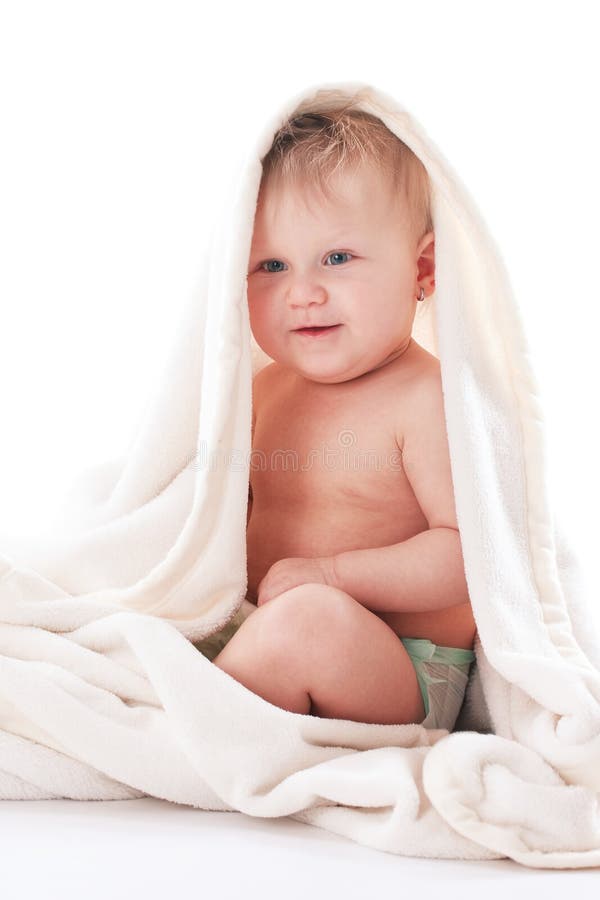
1, 80, 599, 869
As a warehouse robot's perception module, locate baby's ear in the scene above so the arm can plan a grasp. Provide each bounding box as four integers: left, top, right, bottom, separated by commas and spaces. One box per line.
418, 229, 435, 251
416, 231, 435, 279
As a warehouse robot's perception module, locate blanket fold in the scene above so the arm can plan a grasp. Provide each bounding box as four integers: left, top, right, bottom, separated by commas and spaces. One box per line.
1, 79, 599, 869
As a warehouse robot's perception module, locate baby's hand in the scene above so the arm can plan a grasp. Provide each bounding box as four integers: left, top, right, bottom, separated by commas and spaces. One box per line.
256, 557, 336, 607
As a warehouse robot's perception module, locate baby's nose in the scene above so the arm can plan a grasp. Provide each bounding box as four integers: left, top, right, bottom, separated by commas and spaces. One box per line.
285, 279, 328, 307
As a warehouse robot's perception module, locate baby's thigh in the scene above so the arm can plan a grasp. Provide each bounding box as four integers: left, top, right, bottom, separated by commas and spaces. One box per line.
260, 584, 426, 726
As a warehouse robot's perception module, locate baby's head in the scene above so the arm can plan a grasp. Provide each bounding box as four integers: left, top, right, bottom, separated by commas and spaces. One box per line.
247, 106, 435, 384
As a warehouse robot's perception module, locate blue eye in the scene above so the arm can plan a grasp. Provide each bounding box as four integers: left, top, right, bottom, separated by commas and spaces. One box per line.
259, 252, 353, 273
325, 252, 353, 266
260, 260, 286, 273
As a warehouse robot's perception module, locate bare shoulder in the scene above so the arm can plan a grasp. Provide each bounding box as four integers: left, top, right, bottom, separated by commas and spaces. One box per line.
391, 344, 443, 446
253, 360, 279, 386
398, 356, 447, 453
405, 353, 443, 411
251, 361, 283, 430
252, 361, 279, 409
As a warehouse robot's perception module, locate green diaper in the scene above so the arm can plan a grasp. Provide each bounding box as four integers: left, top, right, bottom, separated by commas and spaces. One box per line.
193, 600, 256, 662
399, 637, 475, 731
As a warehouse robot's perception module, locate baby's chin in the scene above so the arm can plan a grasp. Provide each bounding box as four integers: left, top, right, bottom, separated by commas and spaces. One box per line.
256, 334, 382, 383
282, 350, 376, 385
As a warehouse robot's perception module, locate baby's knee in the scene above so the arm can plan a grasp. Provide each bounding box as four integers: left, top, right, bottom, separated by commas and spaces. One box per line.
263, 583, 361, 636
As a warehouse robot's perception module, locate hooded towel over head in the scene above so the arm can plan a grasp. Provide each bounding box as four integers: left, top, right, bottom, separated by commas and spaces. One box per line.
1, 81, 600, 869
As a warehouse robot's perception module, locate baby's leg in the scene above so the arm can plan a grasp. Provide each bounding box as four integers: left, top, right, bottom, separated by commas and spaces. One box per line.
212, 591, 312, 714
213, 584, 425, 726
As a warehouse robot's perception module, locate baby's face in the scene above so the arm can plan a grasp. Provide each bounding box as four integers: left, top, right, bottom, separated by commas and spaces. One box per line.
247, 162, 433, 384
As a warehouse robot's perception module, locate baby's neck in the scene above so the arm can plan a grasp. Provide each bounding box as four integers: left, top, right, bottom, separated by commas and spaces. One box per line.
368, 336, 414, 374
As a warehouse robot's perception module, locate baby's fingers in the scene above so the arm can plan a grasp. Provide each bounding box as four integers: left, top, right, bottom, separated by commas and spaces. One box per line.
256, 589, 272, 607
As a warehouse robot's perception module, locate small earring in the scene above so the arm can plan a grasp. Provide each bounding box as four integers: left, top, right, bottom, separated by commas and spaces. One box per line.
416, 286, 425, 302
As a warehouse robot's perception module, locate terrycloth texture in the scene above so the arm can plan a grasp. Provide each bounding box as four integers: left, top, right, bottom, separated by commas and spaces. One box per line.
1, 80, 600, 868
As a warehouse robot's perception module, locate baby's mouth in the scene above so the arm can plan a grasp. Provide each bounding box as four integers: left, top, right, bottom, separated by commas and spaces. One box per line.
293, 324, 342, 337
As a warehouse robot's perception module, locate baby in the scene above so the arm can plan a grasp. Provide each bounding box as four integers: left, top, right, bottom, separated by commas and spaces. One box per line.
212, 108, 476, 730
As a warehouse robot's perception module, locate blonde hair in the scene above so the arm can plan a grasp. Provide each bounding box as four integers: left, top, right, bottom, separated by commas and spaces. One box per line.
259, 104, 433, 244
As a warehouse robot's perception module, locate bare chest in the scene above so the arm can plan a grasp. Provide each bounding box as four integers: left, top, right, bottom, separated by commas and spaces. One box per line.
248, 377, 425, 556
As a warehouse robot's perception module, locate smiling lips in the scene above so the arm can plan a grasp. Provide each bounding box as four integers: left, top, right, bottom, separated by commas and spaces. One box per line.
293, 324, 342, 337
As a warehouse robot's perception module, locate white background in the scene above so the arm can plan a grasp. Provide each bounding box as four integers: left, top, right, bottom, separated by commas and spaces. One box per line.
0, 1, 598, 621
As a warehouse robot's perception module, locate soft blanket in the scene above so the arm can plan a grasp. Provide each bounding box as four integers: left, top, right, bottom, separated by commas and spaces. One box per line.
1, 80, 599, 869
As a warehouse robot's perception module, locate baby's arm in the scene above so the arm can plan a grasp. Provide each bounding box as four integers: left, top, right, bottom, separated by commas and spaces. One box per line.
330, 371, 469, 614
330, 528, 468, 613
